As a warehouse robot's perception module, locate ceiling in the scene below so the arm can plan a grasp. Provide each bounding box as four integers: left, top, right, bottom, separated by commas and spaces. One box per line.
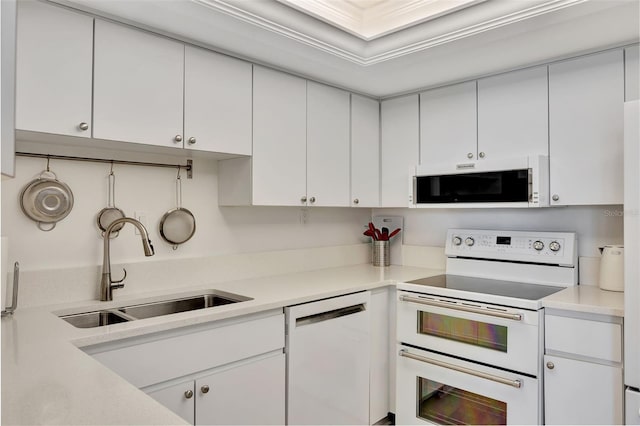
53, 0, 640, 97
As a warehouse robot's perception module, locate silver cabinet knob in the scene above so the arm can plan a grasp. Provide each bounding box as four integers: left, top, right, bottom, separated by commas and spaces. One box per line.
188, 137, 196, 145
309, 196, 316, 203
353, 198, 359, 205
467, 152, 474, 159
78, 122, 89, 131
552, 194, 560, 202
300, 196, 307, 203
174, 135, 183, 143
184, 389, 194, 399
479, 152, 486, 158
201, 385, 210, 394
546, 361, 555, 370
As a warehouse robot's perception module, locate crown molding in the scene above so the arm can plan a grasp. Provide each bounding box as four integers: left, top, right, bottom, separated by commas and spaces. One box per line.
196, 0, 589, 65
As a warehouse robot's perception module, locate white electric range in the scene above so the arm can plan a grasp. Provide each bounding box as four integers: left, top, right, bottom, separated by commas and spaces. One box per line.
396, 228, 577, 425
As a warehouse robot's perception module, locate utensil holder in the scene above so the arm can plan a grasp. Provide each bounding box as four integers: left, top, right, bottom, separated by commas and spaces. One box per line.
372, 240, 390, 267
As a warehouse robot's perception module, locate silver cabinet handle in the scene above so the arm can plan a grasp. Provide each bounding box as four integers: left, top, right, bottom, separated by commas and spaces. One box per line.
184, 389, 193, 399
78, 122, 89, 131
552, 194, 560, 202
201, 385, 210, 394
479, 152, 486, 158
300, 196, 307, 203
546, 362, 555, 370
399, 349, 522, 388
353, 198, 359, 205
467, 152, 474, 159
309, 196, 316, 203
188, 137, 196, 145
174, 135, 183, 143
399, 294, 522, 321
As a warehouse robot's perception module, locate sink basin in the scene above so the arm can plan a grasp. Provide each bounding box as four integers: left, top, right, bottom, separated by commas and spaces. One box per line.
59, 290, 252, 327
118, 291, 251, 320
61, 310, 131, 328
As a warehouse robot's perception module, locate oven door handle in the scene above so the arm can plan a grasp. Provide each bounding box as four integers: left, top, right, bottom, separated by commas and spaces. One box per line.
399, 295, 523, 321
399, 349, 523, 389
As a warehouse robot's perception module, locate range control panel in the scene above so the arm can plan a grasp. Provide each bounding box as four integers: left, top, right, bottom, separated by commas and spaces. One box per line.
445, 229, 577, 267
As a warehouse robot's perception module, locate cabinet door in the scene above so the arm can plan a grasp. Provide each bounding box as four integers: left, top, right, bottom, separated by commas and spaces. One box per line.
381, 95, 419, 207
549, 50, 624, 205
420, 81, 476, 165
93, 20, 184, 147
196, 353, 285, 425
184, 46, 251, 155
626, 45, 639, 101
15, 0, 93, 137
146, 380, 195, 425
478, 66, 548, 160
1, 0, 17, 177
369, 288, 390, 423
306, 82, 350, 207
351, 95, 380, 207
252, 67, 307, 206
544, 355, 623, 425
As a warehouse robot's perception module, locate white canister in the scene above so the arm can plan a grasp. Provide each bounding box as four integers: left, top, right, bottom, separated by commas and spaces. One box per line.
599, 245, 624, 292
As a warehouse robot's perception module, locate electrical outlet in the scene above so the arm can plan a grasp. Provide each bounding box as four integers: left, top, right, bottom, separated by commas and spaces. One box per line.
299, 208, 308, 224
134, 211, 148, 235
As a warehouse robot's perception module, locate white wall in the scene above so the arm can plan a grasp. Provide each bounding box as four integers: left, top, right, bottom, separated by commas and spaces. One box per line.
375, 206, 624, 258
1, 155, 371, 271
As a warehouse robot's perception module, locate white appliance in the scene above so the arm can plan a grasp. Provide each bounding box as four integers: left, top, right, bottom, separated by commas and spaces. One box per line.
396, 228, 577, 425
599, 245, 624, 292
285, 291, 370, 425
410, 155, 549, 208
624, 99, 640, 425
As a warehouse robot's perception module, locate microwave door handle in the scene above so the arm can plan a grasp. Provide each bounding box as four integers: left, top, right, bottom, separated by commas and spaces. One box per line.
399, 295, 522, 321
399, 349, 522, 389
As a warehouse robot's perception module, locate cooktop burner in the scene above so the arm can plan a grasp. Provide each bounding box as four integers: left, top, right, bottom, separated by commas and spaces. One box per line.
406, 274, 566, 301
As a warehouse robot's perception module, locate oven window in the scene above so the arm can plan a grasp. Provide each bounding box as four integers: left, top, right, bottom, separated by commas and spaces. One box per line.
418, 311, 508, 352
417, 377, 507, 425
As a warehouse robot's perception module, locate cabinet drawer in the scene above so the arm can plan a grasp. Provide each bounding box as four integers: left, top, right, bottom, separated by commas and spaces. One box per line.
88, 310, 284, 388
545, 314, 621, 362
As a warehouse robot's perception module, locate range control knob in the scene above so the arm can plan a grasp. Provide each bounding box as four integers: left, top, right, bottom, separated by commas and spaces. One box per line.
452, 236, 462, 246
465, 237, 475, 247
549, 241, 561, 252
533, 241, 545, 251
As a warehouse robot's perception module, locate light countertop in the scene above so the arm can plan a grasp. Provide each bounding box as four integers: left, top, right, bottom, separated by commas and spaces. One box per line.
541, 284, 625, 317
1, 263, 442, 425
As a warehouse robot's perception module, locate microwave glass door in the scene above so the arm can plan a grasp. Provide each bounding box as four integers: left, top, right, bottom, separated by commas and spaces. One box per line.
415, 170, 529, 203
417, 377, 507, 425
418, 311, 508, 352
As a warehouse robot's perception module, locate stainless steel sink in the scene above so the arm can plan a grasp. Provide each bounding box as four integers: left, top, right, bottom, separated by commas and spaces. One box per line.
61, 310, 132, 328
59, 290, 252, 328
118, 291, 251, 320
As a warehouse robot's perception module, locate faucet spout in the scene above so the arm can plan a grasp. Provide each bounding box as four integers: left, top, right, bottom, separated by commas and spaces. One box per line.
100, 217, 155, 301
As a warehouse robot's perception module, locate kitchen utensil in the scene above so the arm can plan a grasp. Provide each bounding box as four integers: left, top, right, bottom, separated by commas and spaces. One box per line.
381, 227, 389, 240
599, 245, 624, 292
159, 170, 196, 250
96, 166, 125, 237
388, 228, 401, 239
20, 163, 74, 231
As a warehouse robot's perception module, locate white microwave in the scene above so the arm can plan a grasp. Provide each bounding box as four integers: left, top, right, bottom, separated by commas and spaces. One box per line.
409, 155, 549, 208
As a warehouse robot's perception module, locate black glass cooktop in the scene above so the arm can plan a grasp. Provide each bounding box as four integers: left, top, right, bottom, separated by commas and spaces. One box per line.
406, 274, 565, 301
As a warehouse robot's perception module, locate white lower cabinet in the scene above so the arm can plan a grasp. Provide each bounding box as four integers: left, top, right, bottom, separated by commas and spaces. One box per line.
146, 353, 285, 425
544, 310, 623, 425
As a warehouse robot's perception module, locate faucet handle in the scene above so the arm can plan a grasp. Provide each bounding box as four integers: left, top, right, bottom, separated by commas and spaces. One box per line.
111, 268, 127, 287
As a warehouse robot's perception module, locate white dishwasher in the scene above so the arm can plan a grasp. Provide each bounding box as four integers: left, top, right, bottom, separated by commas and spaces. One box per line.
286, 291, 371, 425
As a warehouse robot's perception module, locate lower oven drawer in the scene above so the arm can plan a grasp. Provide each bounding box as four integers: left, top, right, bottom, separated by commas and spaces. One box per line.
397, 291, 541, 376
396, 345, 539, 425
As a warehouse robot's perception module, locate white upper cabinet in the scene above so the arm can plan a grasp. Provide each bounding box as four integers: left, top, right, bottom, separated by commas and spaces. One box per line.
184, 46, 252, 155
477, 66, 549, 160
381, 95, 419, 207
93, 20, 184, 147
15, 0, 93, 137
351, 95, 380, 207
1, 0, 17, 178
625, 45, 639, 101
549, 49, 624, 205
306, 81, 350, 207
252, 66, 307, 206
420, 81, 476, 166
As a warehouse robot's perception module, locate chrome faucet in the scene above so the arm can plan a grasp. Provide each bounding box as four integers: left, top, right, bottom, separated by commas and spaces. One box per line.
100, 217, 154, 301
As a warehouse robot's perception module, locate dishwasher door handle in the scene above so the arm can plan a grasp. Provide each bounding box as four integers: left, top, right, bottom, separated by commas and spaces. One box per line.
295, 304, 366, 327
